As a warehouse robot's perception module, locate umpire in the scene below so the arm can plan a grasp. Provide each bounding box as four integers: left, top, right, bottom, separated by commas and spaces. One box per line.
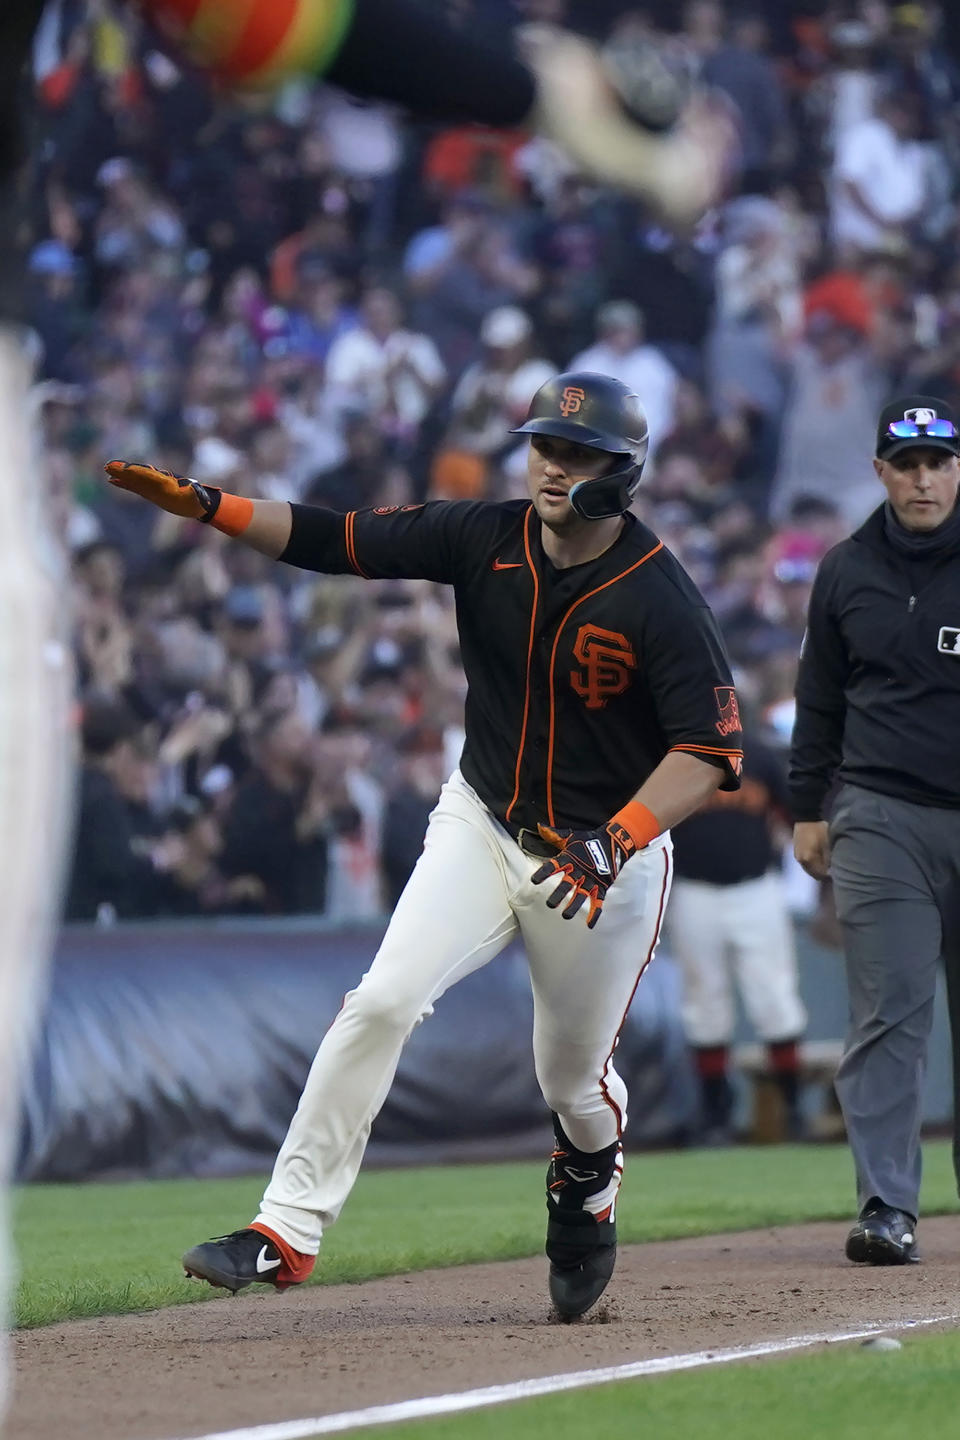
791, 394, 960, 1265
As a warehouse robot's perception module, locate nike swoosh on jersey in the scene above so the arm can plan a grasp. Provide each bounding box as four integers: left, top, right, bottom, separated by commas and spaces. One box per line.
256, 1246, 282, 1273
492, 559, 524, 570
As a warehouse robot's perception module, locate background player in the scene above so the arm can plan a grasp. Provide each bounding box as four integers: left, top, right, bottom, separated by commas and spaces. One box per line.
104, 369, 743, 1320
667, 727, 807, 1145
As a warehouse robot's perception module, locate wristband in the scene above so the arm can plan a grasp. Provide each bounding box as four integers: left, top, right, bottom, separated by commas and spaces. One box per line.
208, 491, 254, 538
611, 800, 662, 851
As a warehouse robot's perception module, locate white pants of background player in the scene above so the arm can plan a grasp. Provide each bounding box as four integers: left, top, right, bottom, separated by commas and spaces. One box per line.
667, 871, 806, 1046
0, 335, 73, 1420
256, 769, 674, 1254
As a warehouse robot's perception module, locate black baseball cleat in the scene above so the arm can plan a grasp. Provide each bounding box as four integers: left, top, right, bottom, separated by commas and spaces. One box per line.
548, 1227, 618, 1321
845, 1201, 918, 1266
545, 1116, 622, 1321
182, 1225, 315, 1292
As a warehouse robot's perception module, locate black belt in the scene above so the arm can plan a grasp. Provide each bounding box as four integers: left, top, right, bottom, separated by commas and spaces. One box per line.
496, 816, 557, 859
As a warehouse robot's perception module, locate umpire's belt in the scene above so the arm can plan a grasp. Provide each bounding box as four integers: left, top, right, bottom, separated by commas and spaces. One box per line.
496, 816, 557, 860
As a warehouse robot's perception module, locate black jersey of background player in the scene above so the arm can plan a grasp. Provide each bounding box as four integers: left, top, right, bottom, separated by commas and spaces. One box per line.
670, 733, 789, 886
283, 498, 743, 830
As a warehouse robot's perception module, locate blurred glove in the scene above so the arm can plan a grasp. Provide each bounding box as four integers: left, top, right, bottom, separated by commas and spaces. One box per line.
104, 460, 223, 523
531, 816, 643, 930
518, 24, 740, 227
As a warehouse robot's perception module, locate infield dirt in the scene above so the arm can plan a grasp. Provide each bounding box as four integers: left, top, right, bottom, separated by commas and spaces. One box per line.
11, 1218, 960, 1440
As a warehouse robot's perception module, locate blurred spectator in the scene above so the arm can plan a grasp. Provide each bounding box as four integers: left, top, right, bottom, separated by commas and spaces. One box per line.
28, 240, 85, 382
880, 3, 960, 148
324, 286, 446, 447
404, 197, 538, 373
770, 309, 887, 526
811, 19, 882, 157
684, 1, 791, 188
381, 727, 448, 907
571, 300, 678, 458
434, 305, 554, 495
219, 709, 330, 913
829, 90, 928, 258
66, 697, 186, 920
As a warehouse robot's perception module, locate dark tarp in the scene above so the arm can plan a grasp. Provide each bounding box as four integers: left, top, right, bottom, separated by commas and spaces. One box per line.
17, 919, 698, 1181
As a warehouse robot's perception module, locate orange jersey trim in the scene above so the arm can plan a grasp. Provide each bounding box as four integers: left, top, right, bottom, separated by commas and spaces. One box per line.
669, 743, 744, 758
343, 511, 369, 578
544, 541, 663, 827
505, 507, 540, 823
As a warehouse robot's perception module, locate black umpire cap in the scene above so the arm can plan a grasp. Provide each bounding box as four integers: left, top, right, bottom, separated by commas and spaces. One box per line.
876, 394, 960, 461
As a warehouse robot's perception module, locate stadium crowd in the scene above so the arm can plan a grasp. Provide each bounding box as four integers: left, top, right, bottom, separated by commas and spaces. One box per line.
24, 0, 960, 922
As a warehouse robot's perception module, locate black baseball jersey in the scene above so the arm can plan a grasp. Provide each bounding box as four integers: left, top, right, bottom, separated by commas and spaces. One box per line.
283, 499, 742, 830
791, 504, 960, 819
671, 735, 789, 885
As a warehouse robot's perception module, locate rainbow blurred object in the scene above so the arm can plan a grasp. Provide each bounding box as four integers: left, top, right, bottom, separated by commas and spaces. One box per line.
144, 0, 353, 86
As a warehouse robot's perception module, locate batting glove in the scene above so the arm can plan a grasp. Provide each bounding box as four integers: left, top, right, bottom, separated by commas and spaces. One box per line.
531, 803, 660, 930
104, 460, 224, 522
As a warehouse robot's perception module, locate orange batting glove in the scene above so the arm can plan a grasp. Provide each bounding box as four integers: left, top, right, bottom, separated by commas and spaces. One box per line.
530, 801, 661, 929
104, 461, 253, 536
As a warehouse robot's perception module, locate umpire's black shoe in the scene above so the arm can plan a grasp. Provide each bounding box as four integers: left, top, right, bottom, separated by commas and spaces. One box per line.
182, 1225, 315, 1292
546, 1116, 622, 1321
845, 1201, 918, 1266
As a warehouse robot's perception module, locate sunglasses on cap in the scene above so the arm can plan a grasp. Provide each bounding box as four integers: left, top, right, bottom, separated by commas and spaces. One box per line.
886, 418, 959, 439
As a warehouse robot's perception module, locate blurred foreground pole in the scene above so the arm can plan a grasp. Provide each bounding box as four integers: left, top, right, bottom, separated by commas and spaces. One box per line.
0, 330, 74, 1424
0, 2, 74, 1416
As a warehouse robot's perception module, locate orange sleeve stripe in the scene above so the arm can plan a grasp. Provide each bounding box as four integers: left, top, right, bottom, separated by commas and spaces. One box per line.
669, 744, 744, 758
344, 511, 369, 577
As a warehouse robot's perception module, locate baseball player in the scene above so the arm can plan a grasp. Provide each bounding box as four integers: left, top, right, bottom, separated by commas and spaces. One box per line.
667, 731, 807, 1144
105, 371, 743, 1319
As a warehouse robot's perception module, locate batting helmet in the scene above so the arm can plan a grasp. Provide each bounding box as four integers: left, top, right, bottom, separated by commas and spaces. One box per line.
511, 371, 649, 520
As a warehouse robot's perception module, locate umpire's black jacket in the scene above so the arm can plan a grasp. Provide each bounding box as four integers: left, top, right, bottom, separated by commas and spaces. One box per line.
790, 503, 960, 820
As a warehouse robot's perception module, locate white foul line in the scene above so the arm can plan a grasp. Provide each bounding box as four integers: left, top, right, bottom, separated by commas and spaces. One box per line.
166, 1310, 960, 1440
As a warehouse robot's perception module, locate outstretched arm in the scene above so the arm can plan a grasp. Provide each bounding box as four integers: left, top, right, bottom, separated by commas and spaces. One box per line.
104, 460, 292, 556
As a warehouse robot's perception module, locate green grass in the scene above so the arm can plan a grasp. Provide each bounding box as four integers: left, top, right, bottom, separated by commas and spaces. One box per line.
350, 1329, 960, 1440
13, 1141, 959, 1329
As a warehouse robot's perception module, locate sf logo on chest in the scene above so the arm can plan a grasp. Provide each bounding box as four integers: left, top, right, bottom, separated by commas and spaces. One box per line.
570, 625, 637, 709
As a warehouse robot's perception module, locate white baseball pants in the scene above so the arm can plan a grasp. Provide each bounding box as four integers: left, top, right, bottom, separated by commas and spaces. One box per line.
258, 770, 673, 1253
667, 871, 806, 1047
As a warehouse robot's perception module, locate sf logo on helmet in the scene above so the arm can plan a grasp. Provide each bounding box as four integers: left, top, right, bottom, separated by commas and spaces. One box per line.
559, 385, 586, 418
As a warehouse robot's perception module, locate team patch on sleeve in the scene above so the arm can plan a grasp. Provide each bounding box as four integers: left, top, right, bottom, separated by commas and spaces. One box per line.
714, 686, 742, 738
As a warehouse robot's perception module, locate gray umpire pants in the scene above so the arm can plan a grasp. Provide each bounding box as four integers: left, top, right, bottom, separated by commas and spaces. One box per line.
829, 784, 960, 1218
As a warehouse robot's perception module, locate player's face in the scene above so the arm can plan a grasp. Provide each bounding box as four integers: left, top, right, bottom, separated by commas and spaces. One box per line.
526, 435, 615, 531
874, 449, 960, 532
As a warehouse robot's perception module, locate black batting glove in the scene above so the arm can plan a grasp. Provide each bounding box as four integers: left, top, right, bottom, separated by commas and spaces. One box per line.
531, 816, 642, 930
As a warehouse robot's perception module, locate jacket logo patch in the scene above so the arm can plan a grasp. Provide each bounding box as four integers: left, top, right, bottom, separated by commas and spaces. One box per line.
570, 625, 637, 709
559, 385, 586, 417
937, 626, 960, 655
714, 686, 742, 737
